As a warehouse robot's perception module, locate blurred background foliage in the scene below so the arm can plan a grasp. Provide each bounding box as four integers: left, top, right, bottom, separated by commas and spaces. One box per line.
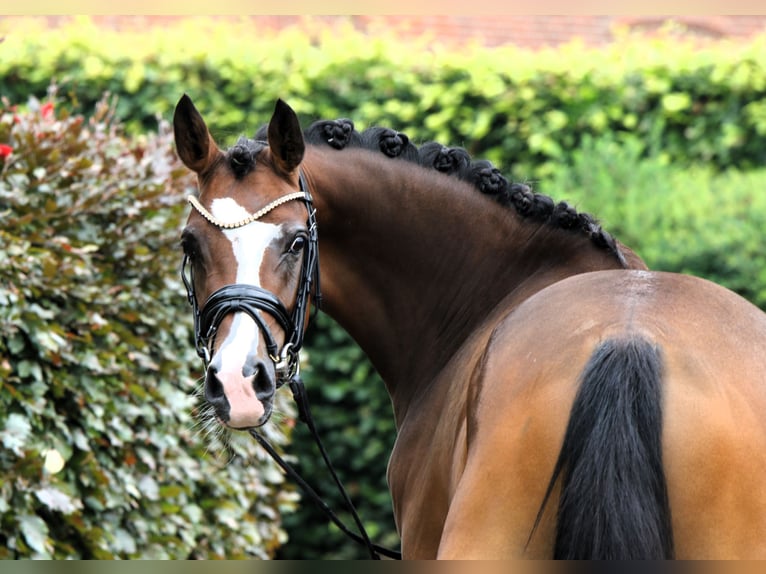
0, 91, 297, 558
1, 16, 765, 559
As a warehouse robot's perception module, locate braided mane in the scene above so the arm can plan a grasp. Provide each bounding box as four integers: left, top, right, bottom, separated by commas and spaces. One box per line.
246, 118, 624, 263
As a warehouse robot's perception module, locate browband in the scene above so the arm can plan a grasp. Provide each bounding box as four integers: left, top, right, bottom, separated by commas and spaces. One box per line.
187, 191, 307, 230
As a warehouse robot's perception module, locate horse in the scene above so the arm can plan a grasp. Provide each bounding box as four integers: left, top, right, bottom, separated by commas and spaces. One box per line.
172, 93, 766, 559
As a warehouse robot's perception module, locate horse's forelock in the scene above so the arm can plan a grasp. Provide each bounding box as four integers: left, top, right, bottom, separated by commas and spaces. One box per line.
227, 137, 266, 179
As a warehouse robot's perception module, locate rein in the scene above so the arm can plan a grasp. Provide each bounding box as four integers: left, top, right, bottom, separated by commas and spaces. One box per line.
251, 378, 402, 560
181, 171, 401, 560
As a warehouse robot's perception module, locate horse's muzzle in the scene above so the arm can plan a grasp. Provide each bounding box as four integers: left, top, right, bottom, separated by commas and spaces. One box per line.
205, 360, 275, 429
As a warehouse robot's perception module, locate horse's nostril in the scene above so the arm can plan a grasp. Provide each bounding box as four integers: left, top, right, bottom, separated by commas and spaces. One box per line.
204, 367, 232, 423
242, 354, 274, 401
242, 356, 259, 379
205, 366, 226, 403
252, 363, 274, 401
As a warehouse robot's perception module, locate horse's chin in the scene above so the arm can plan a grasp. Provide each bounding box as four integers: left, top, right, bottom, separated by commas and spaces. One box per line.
219, 402, 273, 430
215, 400, 274, 431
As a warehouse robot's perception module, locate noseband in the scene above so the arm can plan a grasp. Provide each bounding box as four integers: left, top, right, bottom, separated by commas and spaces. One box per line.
181, 171, 321, 386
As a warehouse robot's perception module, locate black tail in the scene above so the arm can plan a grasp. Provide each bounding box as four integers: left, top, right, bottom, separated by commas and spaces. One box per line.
532, 336, 674, 559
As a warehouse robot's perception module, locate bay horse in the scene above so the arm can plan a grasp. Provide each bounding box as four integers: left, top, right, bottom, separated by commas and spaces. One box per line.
173, 93, 766, 559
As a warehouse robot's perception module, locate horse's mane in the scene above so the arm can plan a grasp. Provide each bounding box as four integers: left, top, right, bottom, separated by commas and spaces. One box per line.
245, 118, 623, 262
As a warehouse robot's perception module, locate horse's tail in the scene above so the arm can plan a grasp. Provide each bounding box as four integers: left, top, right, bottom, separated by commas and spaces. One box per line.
533, 336, 674, 559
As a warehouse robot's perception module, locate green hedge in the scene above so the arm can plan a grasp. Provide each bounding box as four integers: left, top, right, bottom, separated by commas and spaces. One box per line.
0, 92, 296, 558
543, 133, 766, 310
1, 17, 766, 180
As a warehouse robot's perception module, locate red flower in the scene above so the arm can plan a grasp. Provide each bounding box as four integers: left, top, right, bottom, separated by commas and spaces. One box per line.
41, 102, 55, 120
0, 144, 12, 159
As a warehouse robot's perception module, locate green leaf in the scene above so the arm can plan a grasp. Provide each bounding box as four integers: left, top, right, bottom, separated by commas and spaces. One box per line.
18, 514, 51, 557
34, 486, 83, 514
17, 360, 43, 382
661, 92, 692, 113
1, 413, 32, 456
111, 527, 137, 555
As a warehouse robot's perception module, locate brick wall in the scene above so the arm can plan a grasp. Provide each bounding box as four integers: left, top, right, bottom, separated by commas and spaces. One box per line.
30, 15, 766, 49
350, 15, 766, 48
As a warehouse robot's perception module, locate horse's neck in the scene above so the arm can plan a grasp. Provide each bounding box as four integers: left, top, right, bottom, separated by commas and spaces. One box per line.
305, 147, 628, 421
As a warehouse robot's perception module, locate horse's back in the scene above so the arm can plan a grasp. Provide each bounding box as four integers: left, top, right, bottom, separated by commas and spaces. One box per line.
438, 269, 766, 559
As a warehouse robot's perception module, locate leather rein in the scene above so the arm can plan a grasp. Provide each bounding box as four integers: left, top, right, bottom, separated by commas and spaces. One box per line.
181, 172, 401, 560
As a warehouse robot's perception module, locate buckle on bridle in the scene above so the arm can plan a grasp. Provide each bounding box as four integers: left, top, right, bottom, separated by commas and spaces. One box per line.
273, 342, 300, 386
200, 343, 211, 366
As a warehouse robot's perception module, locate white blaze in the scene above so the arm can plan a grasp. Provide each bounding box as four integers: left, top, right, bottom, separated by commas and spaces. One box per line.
209, 197, 282, 426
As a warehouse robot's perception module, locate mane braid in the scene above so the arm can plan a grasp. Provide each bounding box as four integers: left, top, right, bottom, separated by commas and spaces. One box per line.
419, 141, 471, 177
305, 118, 360, 149
359, 127, 420, 161
238, 115, 626, 265
227, 137, 265, 179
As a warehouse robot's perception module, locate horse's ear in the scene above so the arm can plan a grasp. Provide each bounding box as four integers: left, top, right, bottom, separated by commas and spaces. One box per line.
173, 94, 219, 174
267, 99, 305, 175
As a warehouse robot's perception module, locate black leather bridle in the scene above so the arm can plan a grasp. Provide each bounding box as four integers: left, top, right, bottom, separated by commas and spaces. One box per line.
181, 171, 320, 386
180, 170, 401, 560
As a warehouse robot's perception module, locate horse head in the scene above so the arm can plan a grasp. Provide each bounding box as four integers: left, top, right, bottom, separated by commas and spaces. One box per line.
174, 94, 317, 429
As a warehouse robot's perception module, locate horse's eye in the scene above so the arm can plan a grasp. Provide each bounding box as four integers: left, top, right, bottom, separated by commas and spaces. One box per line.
181, 234, 200, 261
288, 235, 307, 255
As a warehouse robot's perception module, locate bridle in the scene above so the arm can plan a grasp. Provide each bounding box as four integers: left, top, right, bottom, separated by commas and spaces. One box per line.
181, 172, 320, 386
180, 169, 401, 560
